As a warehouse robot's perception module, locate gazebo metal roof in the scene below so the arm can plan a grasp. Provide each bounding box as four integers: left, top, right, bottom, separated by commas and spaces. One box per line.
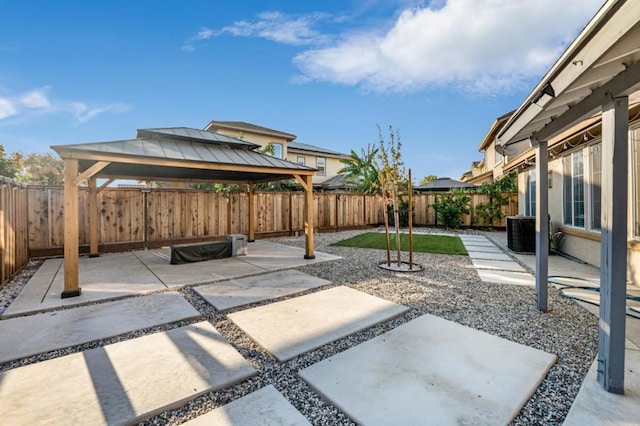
51, 126, 319, 302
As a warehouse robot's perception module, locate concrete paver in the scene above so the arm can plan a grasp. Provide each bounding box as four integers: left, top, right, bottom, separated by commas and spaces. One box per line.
0, 321, 256, 425
467, 251, 513, 261
0, 292, 200, 364
194, 270, 331, 311
183, 385, 310, 426
471, 258, 526, 272
5, 241, 342, 317
563, 350, 640, 425
299, 314, 557, 426
228, 286, 408, 361
477, 270, 535, 286
136, 249, 267, 286
2, 254, 167, 318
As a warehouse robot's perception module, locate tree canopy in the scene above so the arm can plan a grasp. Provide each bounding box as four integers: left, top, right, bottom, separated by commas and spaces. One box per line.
338, 144, 380, 194
418, 174, 438, 185
0, 145, 64, 185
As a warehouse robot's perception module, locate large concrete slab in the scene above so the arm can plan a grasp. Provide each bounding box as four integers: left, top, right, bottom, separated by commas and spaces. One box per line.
477, 269, 535, 286
194, 270, 331, 311
467, 251, 512, 261
3, 254, 167, 317
0, 321, 256, 425
0, 292, 200, 363
183, 385, 310, 426
471, 258, 526, 272
4, 241, 341, 317
238, 240, 341, 271
463, 241, 499, 248
135, 249, 267, 286
299, 314, 557, 425
463, 246, 503, 253
564, 350, 640, 425
228, 286, 408, 361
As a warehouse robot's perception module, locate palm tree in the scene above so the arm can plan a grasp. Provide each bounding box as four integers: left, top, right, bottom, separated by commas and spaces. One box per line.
338, 144, 380, 194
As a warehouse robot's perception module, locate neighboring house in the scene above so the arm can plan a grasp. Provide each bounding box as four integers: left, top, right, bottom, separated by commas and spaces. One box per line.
502, 102, 640, 278
286, 142, 350, 186
461, 111, 528, 184
414, 177, 477, 192
204, 121, 349, 186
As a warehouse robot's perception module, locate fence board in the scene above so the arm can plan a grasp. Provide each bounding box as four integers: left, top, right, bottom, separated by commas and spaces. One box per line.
21, 187, 518, 253
1, 178, 28, 285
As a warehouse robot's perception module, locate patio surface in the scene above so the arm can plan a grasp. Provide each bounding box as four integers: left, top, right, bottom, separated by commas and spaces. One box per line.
1, 240, 341, 318
0, 321, 257, 425
2, 231, 638, 424
299, 314, 557, 425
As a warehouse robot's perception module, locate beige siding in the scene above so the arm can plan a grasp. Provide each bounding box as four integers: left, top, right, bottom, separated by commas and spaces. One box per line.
215, 129, 290, 159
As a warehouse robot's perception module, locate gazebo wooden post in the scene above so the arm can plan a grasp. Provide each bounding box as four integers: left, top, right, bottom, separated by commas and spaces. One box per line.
248, 183, 256, 242
304, 174, 315, 259
62, 158, 81, 298
88, 176, 99, 257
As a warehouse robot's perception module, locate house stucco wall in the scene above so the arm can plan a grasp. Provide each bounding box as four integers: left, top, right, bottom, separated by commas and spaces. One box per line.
286, 152, 344, 184
215, 129, 290, 159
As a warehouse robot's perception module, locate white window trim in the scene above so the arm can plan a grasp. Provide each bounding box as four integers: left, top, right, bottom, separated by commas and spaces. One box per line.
563, 149, 586, 229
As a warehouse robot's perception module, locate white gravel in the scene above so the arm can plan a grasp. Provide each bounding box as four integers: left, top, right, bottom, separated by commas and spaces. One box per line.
0, 230, 598, 425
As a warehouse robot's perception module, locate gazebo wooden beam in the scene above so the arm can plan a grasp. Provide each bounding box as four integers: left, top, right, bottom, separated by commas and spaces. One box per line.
293, 174, 315, 258
73, 161, 110, 186
62, 158, 80, 298
248, 184, 256, 242
88, 177, 99, 257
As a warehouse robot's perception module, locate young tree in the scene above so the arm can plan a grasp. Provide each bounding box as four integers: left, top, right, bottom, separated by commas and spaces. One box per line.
474, 170, 517, 225
338, 144, 380, 194
375, 125, 406, 267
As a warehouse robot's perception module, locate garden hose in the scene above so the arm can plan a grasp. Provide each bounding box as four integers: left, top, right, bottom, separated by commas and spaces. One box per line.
549, 275, 640, 319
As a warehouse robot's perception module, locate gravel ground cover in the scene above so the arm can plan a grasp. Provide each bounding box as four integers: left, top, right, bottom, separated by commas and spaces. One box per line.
0, 229, 598, 425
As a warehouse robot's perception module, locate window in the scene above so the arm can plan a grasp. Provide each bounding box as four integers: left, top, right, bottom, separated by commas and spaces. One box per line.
525, 169, 536, 216
563, 151, 585, 227
297, 156, 305, 165
316, 157, 326, 176
272, 143, 283, 159
495, 147, 503, 165
589, 143, 601, 231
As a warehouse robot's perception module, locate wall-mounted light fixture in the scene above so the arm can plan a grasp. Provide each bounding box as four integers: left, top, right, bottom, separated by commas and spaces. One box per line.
548, 170, 553, 188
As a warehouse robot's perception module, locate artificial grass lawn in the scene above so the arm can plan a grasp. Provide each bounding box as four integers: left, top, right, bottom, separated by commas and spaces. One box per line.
330, 232, 468, 256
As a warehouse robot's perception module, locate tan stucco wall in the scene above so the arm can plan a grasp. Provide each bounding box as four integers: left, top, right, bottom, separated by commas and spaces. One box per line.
286, 152, 345, 184
516, 152, 640, 285
215, 129, 290, 159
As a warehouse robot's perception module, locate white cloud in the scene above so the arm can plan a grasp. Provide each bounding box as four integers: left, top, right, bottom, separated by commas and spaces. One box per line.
292, 0, 603, 93
182, 11, 334, 51
69, 102, 130, 123
0, 86, 129, 124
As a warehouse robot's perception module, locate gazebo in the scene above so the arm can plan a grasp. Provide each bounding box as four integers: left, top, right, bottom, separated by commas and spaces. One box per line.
51, 127, 318, 299
497, 0, 640, 393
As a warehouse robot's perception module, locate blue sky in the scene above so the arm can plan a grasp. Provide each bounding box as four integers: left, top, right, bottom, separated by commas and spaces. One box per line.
0, 0, 604, 181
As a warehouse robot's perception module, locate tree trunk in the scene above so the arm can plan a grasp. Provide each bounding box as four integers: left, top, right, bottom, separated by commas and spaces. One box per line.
392, 190, 401, 267
383, 193, 391, 266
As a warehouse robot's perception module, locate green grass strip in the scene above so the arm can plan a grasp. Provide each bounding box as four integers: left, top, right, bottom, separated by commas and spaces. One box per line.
330, 232, 467, 255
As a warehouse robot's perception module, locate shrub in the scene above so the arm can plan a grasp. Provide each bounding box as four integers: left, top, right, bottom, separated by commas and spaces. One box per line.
431, 189, 471, 229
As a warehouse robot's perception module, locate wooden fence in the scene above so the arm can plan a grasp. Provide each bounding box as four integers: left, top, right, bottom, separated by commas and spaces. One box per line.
1, 177, 28, 285
1, 185, 517, 281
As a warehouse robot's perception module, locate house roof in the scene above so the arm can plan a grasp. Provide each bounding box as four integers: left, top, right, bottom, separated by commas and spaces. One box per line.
497, 0, 640, 146
317, 174, 358, 189
137, 127, 260, 149
51, 127, 316, 184
288, 142, 348, 158
204, 121, 297, 141
414, 177, 477, 192
477, 111, 514, 151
